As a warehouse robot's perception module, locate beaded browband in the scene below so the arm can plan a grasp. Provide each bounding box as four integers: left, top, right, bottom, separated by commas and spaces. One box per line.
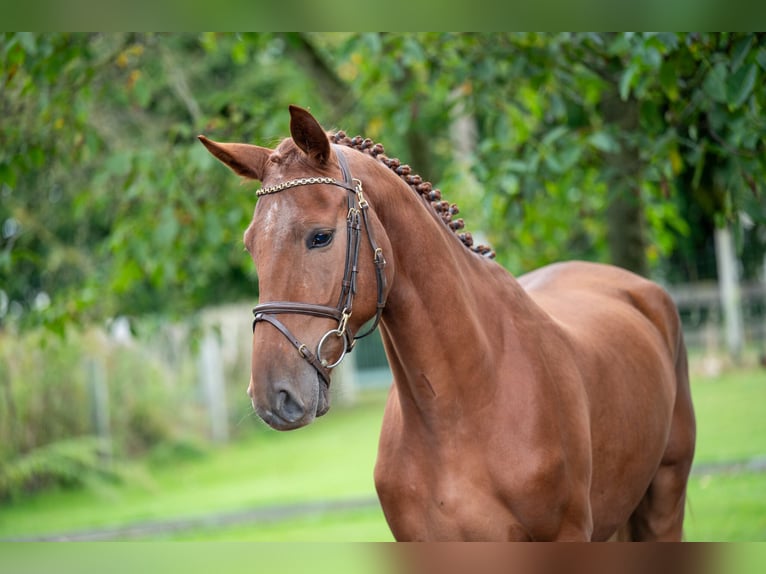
257, 176, 353, 197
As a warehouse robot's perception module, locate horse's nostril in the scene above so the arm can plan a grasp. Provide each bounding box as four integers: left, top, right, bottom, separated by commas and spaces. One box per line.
276, 390, 305, 423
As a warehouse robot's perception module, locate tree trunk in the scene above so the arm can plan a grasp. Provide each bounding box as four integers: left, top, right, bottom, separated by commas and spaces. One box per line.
600, 93, 649, 277
282, 33, 353, 123
605, 184, 648, 277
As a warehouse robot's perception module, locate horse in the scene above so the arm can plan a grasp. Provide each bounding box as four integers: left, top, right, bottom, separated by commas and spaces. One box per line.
198, 105, 696, 541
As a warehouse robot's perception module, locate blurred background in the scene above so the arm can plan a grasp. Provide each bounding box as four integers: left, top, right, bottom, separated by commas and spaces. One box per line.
1, 32, 765, 542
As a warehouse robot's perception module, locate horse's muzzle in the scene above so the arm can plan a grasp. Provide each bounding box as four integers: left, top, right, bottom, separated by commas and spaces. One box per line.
250, 374, 329, 431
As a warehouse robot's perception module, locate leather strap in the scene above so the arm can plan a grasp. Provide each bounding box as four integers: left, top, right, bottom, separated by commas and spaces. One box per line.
254, 313, 332, 386
252, 145, 387, 384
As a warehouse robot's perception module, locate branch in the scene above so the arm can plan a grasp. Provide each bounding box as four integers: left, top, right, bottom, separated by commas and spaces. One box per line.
280, 33, 354, 122
704, 112, 759, 160
160, 44, 202, 126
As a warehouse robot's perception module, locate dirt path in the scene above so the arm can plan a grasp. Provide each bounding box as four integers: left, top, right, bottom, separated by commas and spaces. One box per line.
691, 455, 766, 476
3, 496, 380, 541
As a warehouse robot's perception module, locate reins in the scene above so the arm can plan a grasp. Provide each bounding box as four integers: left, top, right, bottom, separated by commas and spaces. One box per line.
252, 145, 387, 387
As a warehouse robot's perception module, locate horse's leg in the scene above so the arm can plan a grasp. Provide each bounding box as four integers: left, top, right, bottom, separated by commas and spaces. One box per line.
626, 338, 696, 541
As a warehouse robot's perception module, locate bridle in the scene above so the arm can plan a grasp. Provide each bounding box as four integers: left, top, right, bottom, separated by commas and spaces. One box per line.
252, 145, 387, 387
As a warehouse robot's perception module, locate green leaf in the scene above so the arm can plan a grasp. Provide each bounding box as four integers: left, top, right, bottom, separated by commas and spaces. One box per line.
703, 62, 728, 104
362, 33, 382, 56
231, 41, 247, 65
607, 34, 630, 56
730, 35, 753, 72
619, 65, 636, 101
757, 47, 766, 72
589, 131, 619, 153
200, 32, 218, 54
155, 206, 179, 246
104, 152, 133, 178
543, 154, 563, 174
541, 126, 567, 147
0, 162, 18, 189
17, 32, 36, 55
28, 146, 45, 168
659, 60, 678, 100
557, 145, 582, 172
639, 100, 663, 132
401, 37, 424, 67
726, 63, 757, 109
505, 160, 532, 174
653, 33, 679, 53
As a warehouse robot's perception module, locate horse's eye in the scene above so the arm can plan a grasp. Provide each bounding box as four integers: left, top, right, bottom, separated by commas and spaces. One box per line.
308, 229, 334, 249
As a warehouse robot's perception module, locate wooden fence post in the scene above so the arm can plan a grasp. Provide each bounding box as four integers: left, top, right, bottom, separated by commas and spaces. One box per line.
86, 355, 112, 461
334, 345, 358, 406
714, 225, 744, 362
199, 328, 229, 443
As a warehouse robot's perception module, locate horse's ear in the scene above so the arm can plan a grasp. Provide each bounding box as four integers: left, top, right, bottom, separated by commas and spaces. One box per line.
197, 136, 271, 181
289, 105, 330, 164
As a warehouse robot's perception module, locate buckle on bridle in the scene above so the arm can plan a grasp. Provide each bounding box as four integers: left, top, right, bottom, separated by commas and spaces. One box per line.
338, 308, 351, 337
374, 247, 386, 267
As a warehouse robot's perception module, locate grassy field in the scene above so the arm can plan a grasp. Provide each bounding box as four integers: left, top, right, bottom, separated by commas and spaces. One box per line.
0, 369, 764, 541
683, 366, 766, 541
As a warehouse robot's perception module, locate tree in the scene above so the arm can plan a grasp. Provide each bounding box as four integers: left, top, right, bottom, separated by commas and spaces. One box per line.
379, 33, 766, 281
1, 33, 337, 331
3, 33, 765, 333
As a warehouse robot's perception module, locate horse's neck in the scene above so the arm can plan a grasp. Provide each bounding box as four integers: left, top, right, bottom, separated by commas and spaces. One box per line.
369, 166, 540, 428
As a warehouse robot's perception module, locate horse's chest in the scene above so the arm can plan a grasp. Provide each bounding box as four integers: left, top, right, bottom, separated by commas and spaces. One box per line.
375, 438, 562, 541
374, 384, 585, 540
376, 462, 523, 540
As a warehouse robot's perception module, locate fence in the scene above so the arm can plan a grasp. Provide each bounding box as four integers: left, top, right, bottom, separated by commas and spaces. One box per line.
175, 277, 766, 441
2, 278, 763, 468
668, 280, 766, 362
195, 277, 766, 426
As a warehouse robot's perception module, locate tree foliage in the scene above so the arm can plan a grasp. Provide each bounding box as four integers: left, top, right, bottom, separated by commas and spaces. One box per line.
1, 33, 333, 331
2, 33, 765, 332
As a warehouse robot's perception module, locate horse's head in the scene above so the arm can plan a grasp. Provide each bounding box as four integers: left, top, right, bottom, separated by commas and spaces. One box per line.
199, 105, 392, 430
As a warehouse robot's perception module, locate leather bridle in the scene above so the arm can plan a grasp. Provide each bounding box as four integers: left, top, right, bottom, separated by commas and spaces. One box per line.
252, 145, 387, 387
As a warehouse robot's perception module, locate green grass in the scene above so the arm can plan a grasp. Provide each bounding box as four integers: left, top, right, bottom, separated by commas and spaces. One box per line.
685, 473, 766, 541
0, 369, 764, 541
690, 369, 766, 464
0, 393, 388, 540
682, 368, 766, 542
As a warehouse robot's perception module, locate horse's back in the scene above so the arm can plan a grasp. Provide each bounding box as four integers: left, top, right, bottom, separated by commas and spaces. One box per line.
519, 261, 682, 355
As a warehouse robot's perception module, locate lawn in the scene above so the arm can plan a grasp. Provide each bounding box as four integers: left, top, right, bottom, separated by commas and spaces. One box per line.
0, 391, 389, 540
683, 368, 766, 542
0, 369, 764, 541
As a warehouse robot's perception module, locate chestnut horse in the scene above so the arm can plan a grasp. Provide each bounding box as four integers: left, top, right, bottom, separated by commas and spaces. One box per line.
199, 105, 696, 541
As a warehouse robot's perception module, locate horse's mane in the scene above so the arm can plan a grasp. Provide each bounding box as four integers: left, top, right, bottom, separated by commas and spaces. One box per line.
330, 131, 496, 259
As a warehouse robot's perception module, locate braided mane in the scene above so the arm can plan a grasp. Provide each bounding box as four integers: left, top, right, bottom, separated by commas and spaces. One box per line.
330, 131, 496, 259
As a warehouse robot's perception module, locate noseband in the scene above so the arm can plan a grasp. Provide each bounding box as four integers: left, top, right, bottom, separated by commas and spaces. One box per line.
252, 145, 387, 387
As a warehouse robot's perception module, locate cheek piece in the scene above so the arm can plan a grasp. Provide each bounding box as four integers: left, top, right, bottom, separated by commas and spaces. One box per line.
252, 145, 387, 387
